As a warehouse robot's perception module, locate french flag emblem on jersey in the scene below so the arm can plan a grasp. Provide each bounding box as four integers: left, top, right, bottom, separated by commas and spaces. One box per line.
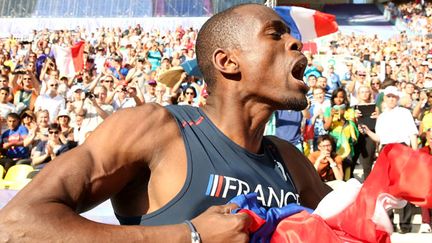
274, 6, 338, 42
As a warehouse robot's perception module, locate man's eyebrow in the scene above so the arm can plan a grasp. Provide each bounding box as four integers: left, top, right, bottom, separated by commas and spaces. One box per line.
262, 20, 291, 32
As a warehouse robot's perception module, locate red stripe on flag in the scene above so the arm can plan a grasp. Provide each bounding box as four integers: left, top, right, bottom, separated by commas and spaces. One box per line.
71, 41, 85, 73
313, 11, 338, 38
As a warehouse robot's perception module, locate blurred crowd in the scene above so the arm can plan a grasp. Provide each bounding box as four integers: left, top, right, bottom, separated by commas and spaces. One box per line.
0, 0, 431, 233
0, 23, 207, 172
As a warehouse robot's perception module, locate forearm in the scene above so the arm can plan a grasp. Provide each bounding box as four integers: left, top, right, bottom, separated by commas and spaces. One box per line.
31, 154, 49, 166
0, 202, 189, 243
365, 129, 380, 143
332, 165, 344, 180
94, 105, 110, 119
410, 135, 418, 150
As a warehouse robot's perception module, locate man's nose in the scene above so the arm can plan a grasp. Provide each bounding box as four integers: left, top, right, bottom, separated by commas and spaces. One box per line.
285, 36, 303, 52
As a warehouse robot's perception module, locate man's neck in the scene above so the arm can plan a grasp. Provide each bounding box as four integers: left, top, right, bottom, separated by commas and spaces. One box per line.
202, 94, 273, 154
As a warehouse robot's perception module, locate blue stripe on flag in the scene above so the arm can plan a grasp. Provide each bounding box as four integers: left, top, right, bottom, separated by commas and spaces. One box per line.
273, 6, 302, 41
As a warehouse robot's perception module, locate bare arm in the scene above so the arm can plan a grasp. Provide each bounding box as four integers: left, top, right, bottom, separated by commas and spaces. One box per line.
0, 104, 251, 242
410, 134, 418, 150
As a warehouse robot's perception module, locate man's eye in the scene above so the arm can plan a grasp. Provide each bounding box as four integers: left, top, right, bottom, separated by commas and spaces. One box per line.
271, 31, 284, 39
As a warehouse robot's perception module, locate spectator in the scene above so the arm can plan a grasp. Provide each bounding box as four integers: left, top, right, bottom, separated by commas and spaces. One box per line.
363, 85, 418, 233
326, 65, 341, 92
56, 110, 74, 144
178, 86, 198, 106
19, 109, 35, 132
308, 134, 344, 183
418, 125, 432, 233
354, 85, 378, 181
111, 85, 141, 111
0, 87, 16, 133
13, 72, 39, 111
143, 79, 158, 102
29, 123, 69, 170
275, 109, 310, 153
0, 112, 29, 171
34, 79, 65, 123
81, 85, 113, 131
308, 87, 331, 150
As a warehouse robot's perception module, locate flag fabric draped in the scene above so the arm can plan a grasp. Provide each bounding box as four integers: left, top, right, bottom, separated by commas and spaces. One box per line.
274, 6, 338, 42
52, 41, 85, 78
231, 143, 432, 243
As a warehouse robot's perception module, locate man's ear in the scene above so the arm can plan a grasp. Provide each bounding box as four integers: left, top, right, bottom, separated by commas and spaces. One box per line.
212, 48, 239, 75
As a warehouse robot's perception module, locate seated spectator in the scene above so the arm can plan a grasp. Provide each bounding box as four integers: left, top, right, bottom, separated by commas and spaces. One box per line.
308, 134, 344, 182
0, 87, 16, 133
20, 109, 35, 132
56, 110, 74, 144
0, 113, 29, 171
24, 109, 50, 149
29, 123, 69, 170
73, 109, 89, 146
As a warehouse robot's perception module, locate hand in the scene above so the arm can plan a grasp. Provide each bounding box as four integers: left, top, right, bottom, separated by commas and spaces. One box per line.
354, 109, 362, 118
46, 144, 54, 156
3, 142, 11, 149
317, 152, 328, 163
191, 203, 251, 243
180, 72, 188, 82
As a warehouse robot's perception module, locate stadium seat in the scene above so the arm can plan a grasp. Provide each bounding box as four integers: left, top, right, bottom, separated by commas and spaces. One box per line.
0, 164, 34, 190
0, 164, 4, 179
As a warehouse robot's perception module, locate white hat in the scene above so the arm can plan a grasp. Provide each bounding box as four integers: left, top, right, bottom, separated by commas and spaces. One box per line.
70, 85, 83, 93
57, 109, 70, 118
383, 86, 400, 97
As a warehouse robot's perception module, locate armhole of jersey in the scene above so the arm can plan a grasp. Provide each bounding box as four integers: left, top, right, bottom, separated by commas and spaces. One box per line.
138, 106, 193, 223
263, 136, 299, 195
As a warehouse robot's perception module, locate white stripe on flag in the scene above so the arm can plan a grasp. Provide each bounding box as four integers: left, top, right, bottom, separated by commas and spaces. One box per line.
52, 45, 76, 78
290, 7, 317, 42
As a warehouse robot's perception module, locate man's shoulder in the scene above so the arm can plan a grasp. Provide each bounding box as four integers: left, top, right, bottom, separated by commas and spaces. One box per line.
107, 103, 177, 128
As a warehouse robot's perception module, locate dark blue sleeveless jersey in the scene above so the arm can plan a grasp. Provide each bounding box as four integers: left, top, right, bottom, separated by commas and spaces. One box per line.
116, 105, 299, 226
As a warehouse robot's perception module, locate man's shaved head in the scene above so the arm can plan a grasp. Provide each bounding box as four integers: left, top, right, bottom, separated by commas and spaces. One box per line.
196, 4, 262, 91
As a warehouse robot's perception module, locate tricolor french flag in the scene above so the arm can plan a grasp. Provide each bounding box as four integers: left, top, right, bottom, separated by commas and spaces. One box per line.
274, 6, 338, 42
52, 41, 85, 78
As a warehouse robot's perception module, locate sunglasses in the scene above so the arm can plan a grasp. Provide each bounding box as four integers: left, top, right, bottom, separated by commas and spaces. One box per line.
49, 131, 59, 134
104, 80, 114, 83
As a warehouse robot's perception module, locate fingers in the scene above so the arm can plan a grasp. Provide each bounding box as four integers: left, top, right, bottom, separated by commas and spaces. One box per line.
209, 203, 239, 214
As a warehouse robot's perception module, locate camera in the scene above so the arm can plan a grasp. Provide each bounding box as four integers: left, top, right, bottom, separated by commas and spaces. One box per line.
84, 91, 98, 99
19, 41, 32, 45
76, 75, 83, 83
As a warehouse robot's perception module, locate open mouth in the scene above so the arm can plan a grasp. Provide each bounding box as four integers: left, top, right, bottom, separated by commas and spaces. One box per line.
291, 57, 307, 81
